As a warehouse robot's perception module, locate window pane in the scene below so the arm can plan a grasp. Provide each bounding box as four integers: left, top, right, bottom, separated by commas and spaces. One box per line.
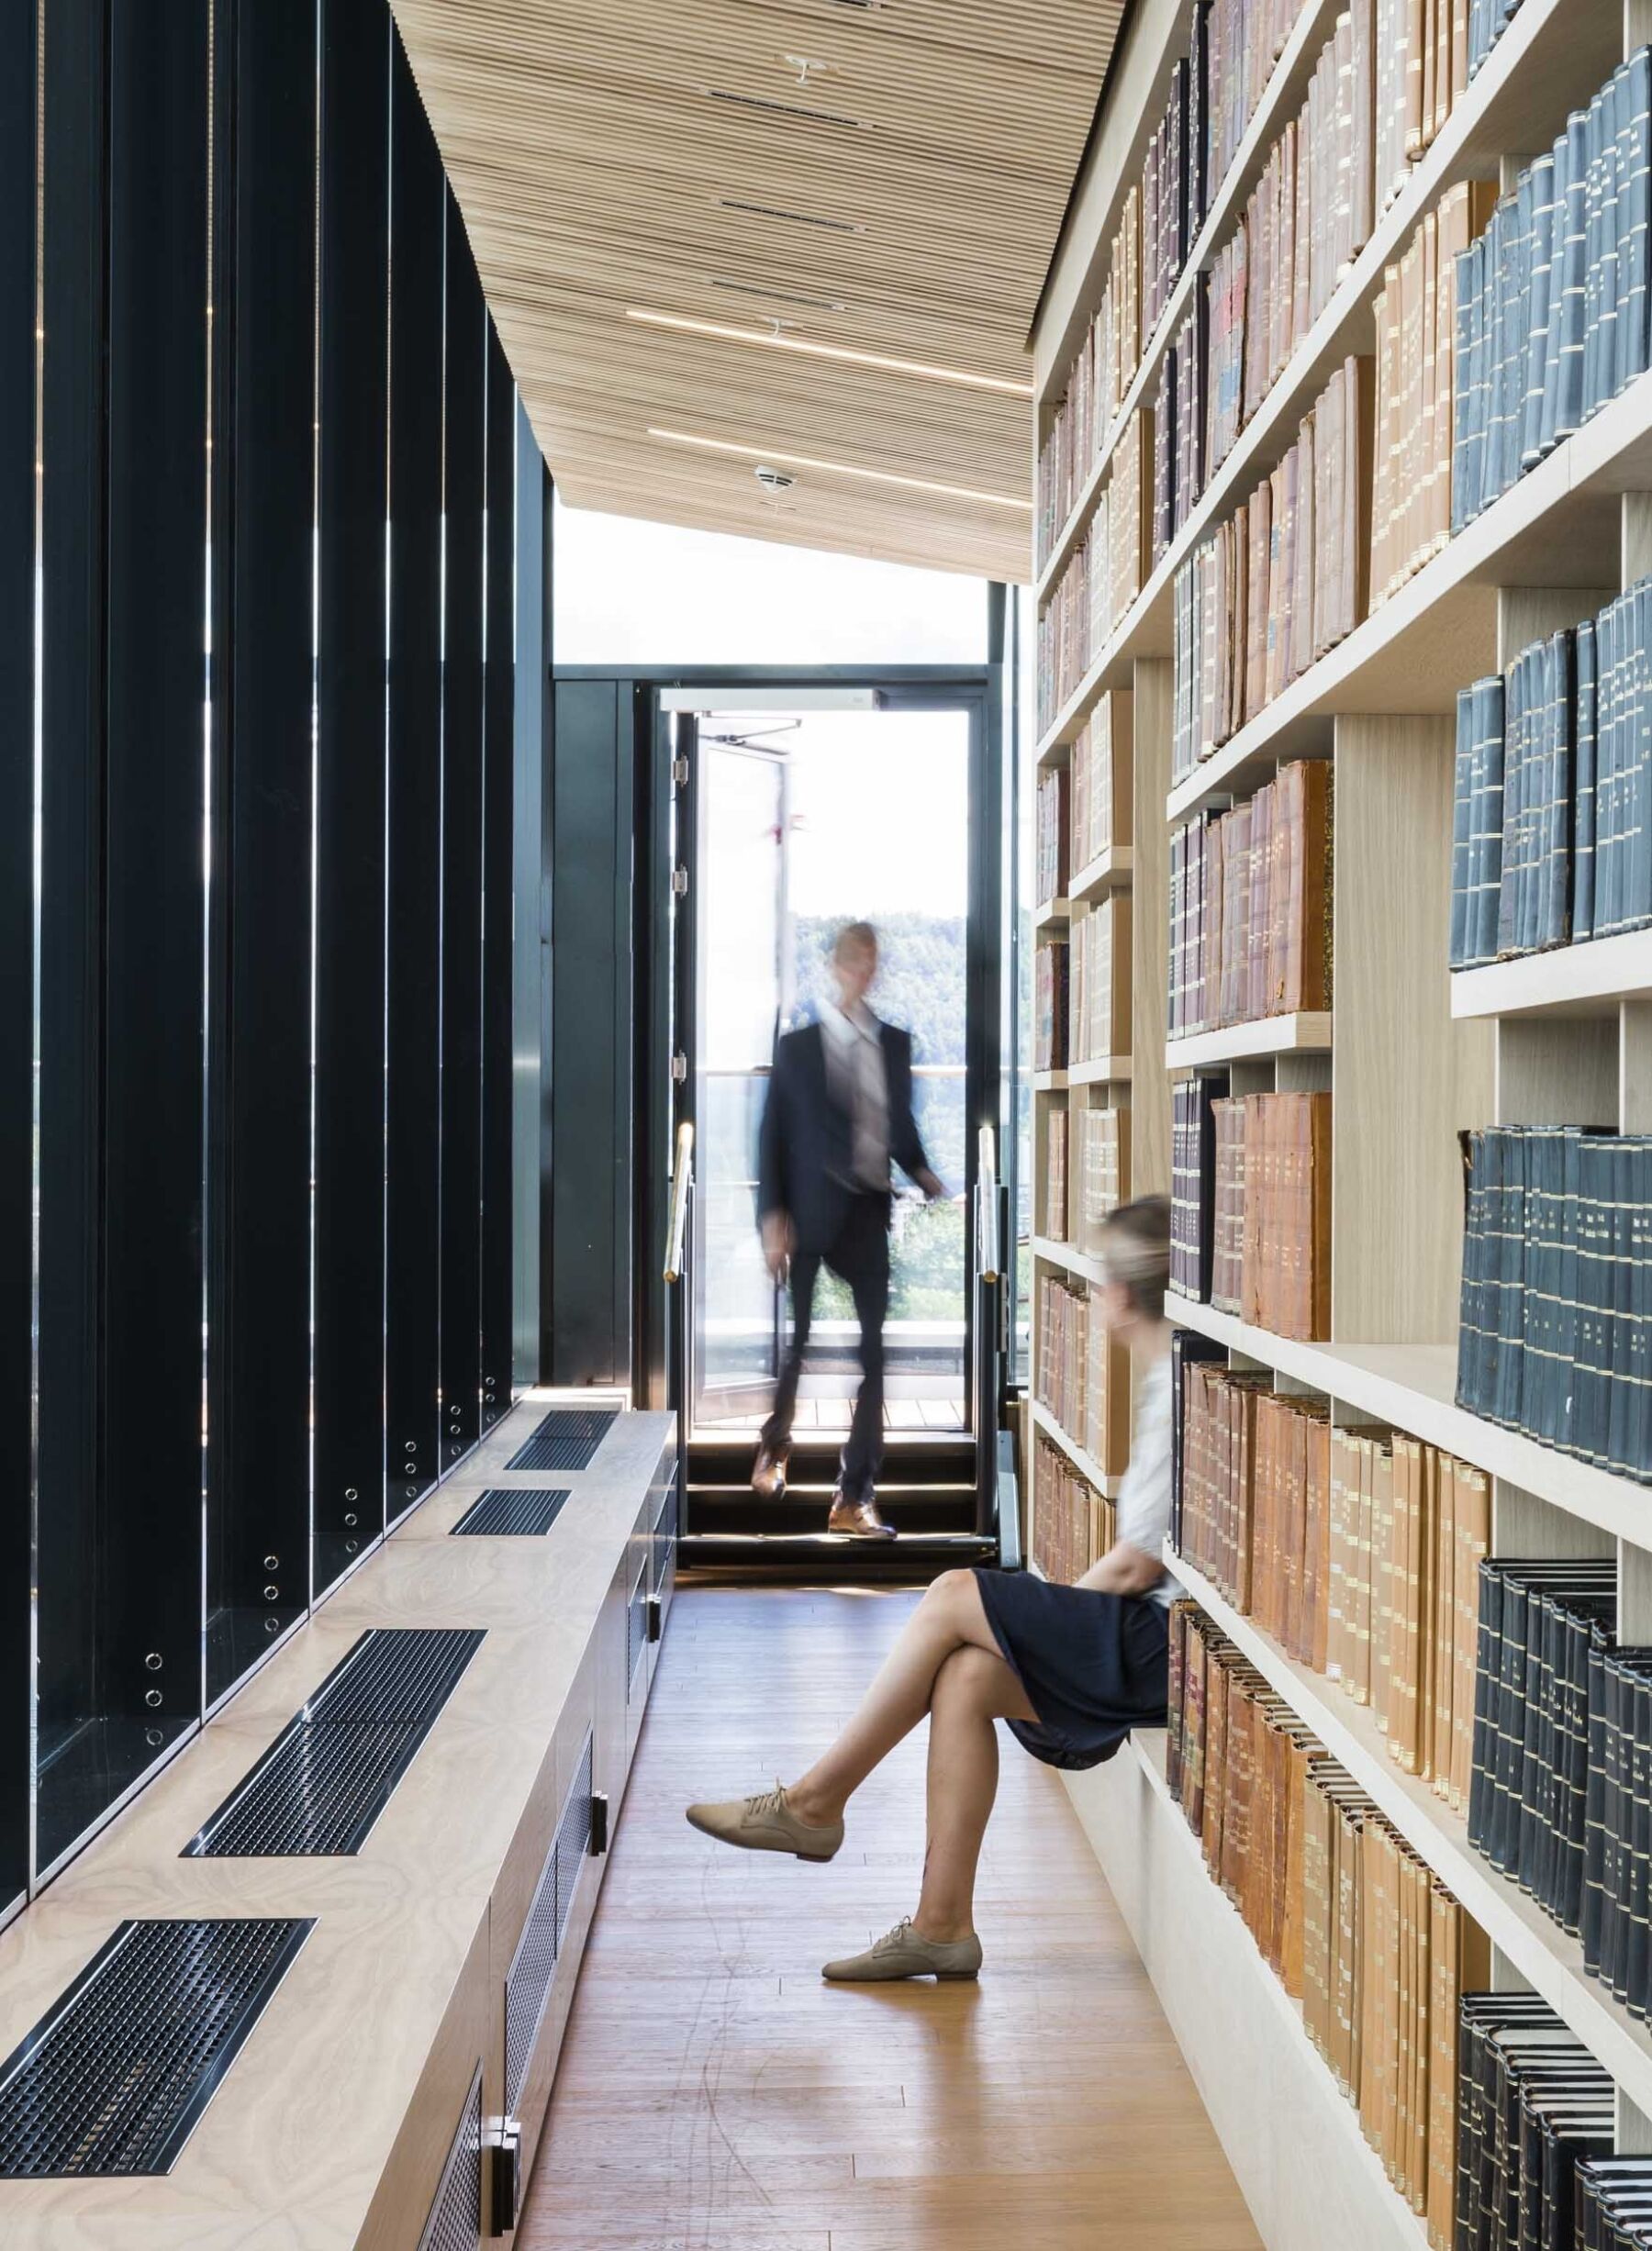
553, 496, 988, 666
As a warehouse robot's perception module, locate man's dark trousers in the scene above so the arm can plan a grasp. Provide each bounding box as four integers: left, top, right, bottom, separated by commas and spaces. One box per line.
761, 1188, 889, 1504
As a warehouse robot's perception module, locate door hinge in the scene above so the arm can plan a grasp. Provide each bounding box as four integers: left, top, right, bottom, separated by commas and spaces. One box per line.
671, 865, 689, 896
672, 754, 690, 787
671, 1052, 688, 1084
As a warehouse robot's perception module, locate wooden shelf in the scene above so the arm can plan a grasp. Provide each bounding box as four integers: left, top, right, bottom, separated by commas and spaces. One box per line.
1166, 1012, 1332, 1068
1032, 1232, 1107, 1284
1032, 1067, 1069, 1091
1028, 1398, 1121, 1498
1450, 930, 1652, 1020
1033, 895, 1070, 928
1032, 0, 1624, 774
1034, 0, 1343, 602
1066, 1053, 1133, 1085
1167, 1545, 1652, 2121
1069, 841, 1134, 900
1062, 1729, 1434, 2251
1166, 1294, 1652, 1552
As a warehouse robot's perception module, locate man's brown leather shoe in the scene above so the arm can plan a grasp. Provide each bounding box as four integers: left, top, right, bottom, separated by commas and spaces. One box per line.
751, 1445, 787, 1499
827, 1489, 897, 1540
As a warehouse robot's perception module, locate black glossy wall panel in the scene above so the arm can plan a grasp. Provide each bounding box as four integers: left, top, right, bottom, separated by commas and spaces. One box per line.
0, 0, 35, 1909
35, 0, 108, 1876
440, 193, 486, 1473
101, 0, 213, 1755
550, 680, 634, 1387
385, 33, 445, 1521
480, 329, 516, 1431
13, 0, 544, 1899
315, 0, 391, 1593
207, 0, 318, 1704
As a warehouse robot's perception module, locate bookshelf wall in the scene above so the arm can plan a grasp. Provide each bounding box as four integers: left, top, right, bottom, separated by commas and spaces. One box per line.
1029, 0, 1652, 2243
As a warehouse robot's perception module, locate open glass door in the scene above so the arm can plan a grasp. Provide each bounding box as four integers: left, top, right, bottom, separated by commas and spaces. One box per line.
691, 733, 788, 1427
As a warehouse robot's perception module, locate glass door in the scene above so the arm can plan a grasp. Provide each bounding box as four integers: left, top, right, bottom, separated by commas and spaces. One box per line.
691, 734, 788, 1426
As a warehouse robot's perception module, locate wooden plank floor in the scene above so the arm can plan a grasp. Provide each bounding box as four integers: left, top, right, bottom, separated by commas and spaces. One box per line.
519, 1586, 1263, 2251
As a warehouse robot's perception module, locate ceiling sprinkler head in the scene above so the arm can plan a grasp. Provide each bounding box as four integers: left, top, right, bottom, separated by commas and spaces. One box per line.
753, 464, 797, 493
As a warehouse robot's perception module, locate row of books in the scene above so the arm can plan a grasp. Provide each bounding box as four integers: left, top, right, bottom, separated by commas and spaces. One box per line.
1465, 0, 1522, 83
1183, 1088, 1331, 1339
1467, 1559, 1652, 2029
1166, 758, 1334, 1036
1371, 184, 1493, 608
1035, 414, 1153, 732
1208, 4, 1382, 486
1032, 1434, 1115, 1585
1151, 302, 1208, 566
1068, 691, 1133, 877
1175, 1360, 1490, 1803
1042, 1103, 1131, 1252
1455, 1994, 1618, 2251
1457, 1124, 1652, 1486
1034, 938, 1068, 1072
1035, 764, 1068, 908
1034, 0, 1302, 563
1171, 354, 1373, 778
1452, 51, 1652, 537
1037, 188, 1141, 560
1037, 0, 1514, 574
1449, 584, 1652, 969
1069, 895, 1132, 1067
1168, 1600, 1488, 2246
1034, 1273, 1130, 1477
1171, 1075, 1226, 1299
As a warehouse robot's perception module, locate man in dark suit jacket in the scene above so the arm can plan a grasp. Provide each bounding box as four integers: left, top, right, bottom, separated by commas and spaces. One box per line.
754, 921, 945, 1538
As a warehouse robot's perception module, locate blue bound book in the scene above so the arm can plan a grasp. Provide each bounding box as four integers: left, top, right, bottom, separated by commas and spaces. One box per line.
1624, 50, 1652, 387
1522, 154, 1559, 472
1454, 236, 1488, 532
1555, 107, 1593, 443
1458, 684, 1485, 967
1575, 618, 1599, 940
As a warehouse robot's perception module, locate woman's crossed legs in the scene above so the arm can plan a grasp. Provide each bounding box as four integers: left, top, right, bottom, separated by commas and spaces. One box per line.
780, 1568, 1037, 1942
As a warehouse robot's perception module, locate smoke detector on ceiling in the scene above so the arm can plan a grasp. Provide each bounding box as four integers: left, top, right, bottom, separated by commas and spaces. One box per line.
753, 465, 797, 493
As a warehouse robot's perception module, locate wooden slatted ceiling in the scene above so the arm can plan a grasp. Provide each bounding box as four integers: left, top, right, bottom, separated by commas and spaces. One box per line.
389, 0, 1126, 581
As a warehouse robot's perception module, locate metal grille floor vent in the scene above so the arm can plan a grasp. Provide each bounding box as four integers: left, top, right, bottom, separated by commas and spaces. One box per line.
419, 2061, 483, 2251
452, 1487, 570, 1537
504, 1733, 595, 2112
506, 1405, 618, 1474
184, 1628, 485, 1858
0, 1917, 313, 2178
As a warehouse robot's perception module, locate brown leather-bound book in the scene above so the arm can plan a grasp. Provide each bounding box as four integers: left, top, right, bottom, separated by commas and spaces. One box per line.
1245, 482, 1272, 735
1388, 1435, 1415, 1763
1281, 1731, 1315, 1999
1452, 1462, 1490, 1811
1408, 1437, 1432, 1777
1308, 1087, 1332, 1338
1201, 1652, 1229, 1873
1308, 1410, 1333, 1673
1413, 0, 1440, 158
1300, 1760, 1332, 2053
1248, 778, 1274, 1021
1221, 1685, 1253, 1903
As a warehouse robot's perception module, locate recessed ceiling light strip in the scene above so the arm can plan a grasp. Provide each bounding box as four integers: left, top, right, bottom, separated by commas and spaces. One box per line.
627, 308, 1033, 398
705, 88, 864, 128
708, 278, 848, 311
717, 198, 864, 235
647, 426, 1032, 511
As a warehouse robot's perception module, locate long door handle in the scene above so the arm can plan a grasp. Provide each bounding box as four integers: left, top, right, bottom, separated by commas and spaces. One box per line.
664, 1120, 694, 1283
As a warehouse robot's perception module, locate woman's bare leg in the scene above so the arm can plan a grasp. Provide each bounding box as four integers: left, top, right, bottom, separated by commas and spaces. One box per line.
786, 1569, 1010, 1824
913, 1645, 1036, 1943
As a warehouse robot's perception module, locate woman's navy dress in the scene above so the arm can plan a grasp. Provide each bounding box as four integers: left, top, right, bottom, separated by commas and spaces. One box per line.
974, 1352, 1178, 1771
